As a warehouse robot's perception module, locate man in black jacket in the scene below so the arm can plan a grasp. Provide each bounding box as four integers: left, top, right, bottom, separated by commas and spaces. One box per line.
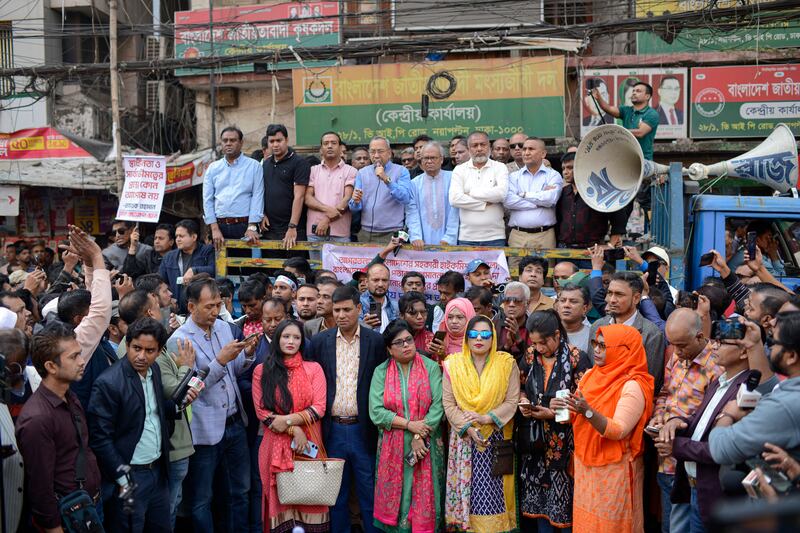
307, 285, 386, 533
88, 318, 195, 532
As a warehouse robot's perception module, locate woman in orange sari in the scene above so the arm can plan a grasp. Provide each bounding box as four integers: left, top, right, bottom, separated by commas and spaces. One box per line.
551, 324, 654, 533
252, 319, 328, 532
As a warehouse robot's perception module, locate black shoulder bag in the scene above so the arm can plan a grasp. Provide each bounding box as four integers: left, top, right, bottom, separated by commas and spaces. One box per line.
58, 408, 105, 533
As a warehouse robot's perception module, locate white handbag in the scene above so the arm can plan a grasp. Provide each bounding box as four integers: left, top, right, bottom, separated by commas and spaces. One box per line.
276, 411, 345, 506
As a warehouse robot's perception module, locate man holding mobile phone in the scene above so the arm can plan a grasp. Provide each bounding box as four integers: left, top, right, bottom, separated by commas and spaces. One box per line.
358, 263, 398, 333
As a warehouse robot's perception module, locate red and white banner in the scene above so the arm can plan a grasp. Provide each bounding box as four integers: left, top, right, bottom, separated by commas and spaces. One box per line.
322, 244, 510, 304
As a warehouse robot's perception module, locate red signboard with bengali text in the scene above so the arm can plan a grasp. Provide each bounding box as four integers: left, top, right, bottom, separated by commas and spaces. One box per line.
0, 127, 94, 160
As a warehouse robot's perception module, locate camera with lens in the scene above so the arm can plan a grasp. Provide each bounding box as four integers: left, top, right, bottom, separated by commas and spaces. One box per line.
491, 282, 507, 295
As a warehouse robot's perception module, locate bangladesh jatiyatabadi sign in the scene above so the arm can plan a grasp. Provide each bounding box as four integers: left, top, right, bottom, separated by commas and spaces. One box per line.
690, 64, 800, 138
292, 57, 565, 146
174, 1, 340, 76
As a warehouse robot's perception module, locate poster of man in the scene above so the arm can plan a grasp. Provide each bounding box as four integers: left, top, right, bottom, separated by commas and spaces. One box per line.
580, 68, 687, 139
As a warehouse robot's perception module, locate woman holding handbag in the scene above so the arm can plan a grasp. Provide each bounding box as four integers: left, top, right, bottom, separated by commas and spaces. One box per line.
369, 320, 445, 533
442, 315, 520, 533
518, 310, 592, 532
252, 319, 329, 532
551, 324, 654, 533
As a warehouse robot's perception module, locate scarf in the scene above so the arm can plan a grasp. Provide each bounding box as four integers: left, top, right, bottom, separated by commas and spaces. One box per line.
440, 298, 476, 356
573, 325, 654, 467
271, 354, 314, 472
525, 339, 583, 471
374, 355, 435, 532
447, 320, 514, 440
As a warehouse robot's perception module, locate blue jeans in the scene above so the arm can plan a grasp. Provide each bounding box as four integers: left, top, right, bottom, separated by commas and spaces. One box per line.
326, 421, 379, 533
111, 466, 171, 532
458, 238, 507, 247
189, 420, 251, 533
168, 458, 190, 530
690, 487, 706, 533
247, 433, 263, 533
657, 472, 690, 533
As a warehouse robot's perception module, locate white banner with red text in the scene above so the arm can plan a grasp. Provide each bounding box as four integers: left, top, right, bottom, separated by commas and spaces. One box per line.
322, 244, 509, 304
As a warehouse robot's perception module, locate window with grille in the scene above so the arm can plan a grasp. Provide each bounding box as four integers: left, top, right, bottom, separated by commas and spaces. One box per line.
0, 22, 13, 96
146, 80, 159, 112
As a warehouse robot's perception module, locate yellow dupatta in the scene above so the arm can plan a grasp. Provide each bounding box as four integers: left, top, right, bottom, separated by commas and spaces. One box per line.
446, 320, 515, 440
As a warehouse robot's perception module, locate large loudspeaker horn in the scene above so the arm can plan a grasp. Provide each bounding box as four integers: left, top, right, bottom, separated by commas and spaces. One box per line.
574, 125, 656, 213
687, 123, 798, 193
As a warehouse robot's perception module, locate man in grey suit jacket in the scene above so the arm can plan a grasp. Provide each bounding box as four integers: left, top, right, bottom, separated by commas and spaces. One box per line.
589, 271, 666, 393
168, 278, 259, 533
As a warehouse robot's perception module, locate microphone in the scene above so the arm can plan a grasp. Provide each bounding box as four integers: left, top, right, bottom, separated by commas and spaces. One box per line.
736, 370, 762, 409
172, 367, 209, 409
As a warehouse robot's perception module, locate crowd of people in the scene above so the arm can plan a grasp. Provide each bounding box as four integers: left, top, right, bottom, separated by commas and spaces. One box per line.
0, 103, 798, 533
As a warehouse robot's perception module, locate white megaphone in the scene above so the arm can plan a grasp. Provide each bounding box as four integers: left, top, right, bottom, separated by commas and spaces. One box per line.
574, 125, 671, 213
686, 123, 799, 193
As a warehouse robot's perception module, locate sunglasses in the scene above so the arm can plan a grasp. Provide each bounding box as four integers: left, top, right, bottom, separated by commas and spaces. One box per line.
503, 296, 526, 304
112, 228, 129, 235
467, 330, 493, 340
509, 143, 524, 149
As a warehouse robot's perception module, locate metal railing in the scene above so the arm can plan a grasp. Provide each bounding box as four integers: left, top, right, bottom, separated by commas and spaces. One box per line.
215, 240, 592, 277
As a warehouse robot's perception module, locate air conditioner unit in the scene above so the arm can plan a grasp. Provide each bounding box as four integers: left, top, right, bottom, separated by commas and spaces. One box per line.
146, 36, 160, 61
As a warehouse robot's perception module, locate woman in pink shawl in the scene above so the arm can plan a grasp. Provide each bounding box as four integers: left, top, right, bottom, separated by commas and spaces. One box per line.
430, 298, 476, 360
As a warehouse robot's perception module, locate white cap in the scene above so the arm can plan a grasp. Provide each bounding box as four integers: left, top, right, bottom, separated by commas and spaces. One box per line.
643, 246, 670, 268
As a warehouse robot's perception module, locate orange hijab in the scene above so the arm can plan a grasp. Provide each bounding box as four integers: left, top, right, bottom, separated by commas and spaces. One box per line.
573, 324, 654, 467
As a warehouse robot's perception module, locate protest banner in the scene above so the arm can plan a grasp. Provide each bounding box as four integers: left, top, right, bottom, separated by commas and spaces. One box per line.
322, 244, 510, 304
293, 57, 565, 145
116, 156, 167, 223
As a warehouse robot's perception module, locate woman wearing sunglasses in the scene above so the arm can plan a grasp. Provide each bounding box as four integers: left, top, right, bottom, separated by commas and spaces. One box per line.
442, 315, 520, 533
369, 320, 444, 533
551, 324, 654, 533
519, 310, 592, 532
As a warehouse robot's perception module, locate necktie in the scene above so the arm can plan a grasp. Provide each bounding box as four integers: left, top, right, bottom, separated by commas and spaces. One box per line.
670, 108, 678, 125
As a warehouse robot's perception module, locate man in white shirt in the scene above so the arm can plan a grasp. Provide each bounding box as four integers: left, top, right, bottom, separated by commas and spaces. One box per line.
449, 131, 509, 246
503, 137, 563, 251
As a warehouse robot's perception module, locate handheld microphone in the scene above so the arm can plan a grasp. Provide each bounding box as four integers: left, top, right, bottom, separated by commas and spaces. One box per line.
172, 367, 209, 409
736, 370, 762, 409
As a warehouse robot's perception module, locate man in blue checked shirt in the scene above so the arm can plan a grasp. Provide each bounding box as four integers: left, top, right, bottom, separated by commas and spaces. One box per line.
349, 136, 411, 244
203, 126, 264, 250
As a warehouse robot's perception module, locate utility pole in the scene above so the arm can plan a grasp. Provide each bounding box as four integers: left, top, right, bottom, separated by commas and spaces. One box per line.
209, 0, 217, 156
109, 0, 123, 192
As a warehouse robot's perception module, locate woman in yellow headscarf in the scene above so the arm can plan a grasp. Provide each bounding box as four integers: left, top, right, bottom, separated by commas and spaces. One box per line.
442, 314, 520, 533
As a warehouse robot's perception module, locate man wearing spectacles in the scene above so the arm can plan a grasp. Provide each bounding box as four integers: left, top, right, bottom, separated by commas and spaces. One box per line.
495, 281, 531, 359
103, 220, 154, 271
405, 142, 459, 249
349, 136, 412, 244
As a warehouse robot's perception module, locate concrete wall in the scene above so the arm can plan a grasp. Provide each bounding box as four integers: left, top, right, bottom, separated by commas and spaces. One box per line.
194, 78, 296, 153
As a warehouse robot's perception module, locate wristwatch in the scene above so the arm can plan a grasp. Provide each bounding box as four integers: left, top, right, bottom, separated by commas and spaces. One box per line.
247, 224, 258, 232
414, 433, 421, 440
584, 409, 594, 419
288, 223, 298, 229
286, 417, 293, 427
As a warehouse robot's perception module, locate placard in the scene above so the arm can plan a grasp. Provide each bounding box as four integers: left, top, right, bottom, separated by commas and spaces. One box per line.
116, 156, 167, 223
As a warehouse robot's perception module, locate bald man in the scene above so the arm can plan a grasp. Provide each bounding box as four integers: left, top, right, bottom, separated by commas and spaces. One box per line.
649, 308, 723, 533
506, 132, 527, 172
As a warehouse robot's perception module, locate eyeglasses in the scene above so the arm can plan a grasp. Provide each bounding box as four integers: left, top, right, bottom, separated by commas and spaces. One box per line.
401, 158, 414, 163
509, 143, 524, 149
112, 228, 129, 235
390, 337, 415, 348
421, 156, 441, 161
503, 296, 526, 304
590, 339, 606, 351
467, 330, 493, 340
